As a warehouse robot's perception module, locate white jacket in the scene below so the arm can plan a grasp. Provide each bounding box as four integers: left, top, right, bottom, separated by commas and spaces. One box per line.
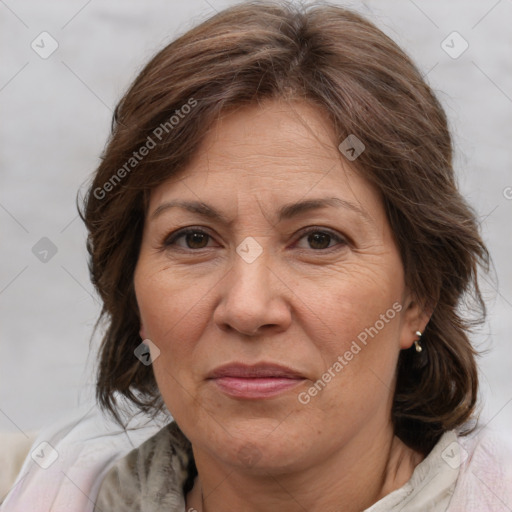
2, 405, 511, 511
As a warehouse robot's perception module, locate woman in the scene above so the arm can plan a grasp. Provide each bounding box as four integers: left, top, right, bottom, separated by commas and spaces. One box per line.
3, 1, 511, 511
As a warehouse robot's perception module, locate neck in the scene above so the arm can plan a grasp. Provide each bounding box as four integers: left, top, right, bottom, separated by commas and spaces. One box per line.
186, 423, 424, 512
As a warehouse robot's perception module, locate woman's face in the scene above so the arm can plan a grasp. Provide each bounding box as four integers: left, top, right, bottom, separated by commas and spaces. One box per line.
134, 99, 424, 473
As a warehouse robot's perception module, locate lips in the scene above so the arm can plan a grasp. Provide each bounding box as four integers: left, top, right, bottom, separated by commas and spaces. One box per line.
207, 363, 306, 399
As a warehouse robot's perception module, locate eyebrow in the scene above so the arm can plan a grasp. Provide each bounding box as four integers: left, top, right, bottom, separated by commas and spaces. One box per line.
150, 197, 371, 224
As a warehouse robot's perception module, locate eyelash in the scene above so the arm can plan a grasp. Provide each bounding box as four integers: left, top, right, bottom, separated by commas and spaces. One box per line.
162, 226, 348, 253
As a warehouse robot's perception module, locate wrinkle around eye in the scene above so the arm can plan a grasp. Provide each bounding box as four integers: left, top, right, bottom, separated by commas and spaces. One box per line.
157, 226, 351, 257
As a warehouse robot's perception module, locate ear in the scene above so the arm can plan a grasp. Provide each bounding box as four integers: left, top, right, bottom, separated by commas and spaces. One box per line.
399, 293, 432, 350
139, 322, 148, 341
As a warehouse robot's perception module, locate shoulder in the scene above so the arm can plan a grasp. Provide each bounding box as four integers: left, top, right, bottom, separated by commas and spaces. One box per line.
448, 426, 512, 511
93, 421, 193, 512
0, 405, 163, 512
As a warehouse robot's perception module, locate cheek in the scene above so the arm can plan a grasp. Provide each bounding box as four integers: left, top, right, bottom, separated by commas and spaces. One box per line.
134, 262, 219, 411
298, 262, 404, 402
300, 259, 404, 347
135, 259, 208, 340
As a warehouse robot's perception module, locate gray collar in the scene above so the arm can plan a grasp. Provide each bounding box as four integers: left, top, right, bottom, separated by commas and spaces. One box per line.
94, 421, 194, 512
94, 423, 459, 512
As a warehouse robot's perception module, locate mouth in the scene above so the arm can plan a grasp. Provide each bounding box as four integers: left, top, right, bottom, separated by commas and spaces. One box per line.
207, 363, 306, 399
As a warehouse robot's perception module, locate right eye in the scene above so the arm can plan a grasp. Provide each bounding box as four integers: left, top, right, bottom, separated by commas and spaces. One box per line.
162, 227, 218, 250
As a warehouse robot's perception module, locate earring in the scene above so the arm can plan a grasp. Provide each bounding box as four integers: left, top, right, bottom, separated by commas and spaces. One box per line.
414, 330, 423, 353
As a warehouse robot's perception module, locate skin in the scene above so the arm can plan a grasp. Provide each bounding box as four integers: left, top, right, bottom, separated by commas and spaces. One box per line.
134, 98, 430, 512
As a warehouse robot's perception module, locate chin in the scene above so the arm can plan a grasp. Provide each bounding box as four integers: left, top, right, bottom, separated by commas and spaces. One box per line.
200, 417, 314, 473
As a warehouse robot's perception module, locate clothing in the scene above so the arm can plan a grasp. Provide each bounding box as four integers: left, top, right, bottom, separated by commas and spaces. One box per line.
94, 423, 512, 512
2, 405, 511, 511
0, 431, 38, 500
0, 404, 163, 512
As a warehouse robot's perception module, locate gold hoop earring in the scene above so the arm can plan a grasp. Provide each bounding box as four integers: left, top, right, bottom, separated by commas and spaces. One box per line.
414, 330, 422, 353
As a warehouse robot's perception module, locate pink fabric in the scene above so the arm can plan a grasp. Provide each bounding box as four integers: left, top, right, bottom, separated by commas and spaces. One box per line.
0, 406, 163, 512
448, 428, 512, 511
2, 405, 511, 512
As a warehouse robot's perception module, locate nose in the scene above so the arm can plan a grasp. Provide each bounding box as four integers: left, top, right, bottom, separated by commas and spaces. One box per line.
213, 250, 292, 337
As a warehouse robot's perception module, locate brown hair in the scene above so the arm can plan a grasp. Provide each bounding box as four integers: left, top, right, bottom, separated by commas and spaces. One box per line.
79, 0, 490, 454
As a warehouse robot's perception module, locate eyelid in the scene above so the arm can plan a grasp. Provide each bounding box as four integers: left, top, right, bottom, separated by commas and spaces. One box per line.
294, 226, 344, 239
162, 225, 348, 252
292, 226, 348, 249
163, 226, 217, 247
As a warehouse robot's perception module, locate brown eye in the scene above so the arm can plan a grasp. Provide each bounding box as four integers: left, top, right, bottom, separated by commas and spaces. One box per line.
295, 228, 347, 251
164, 228, 214, 250
184, 231, 209, 249
307, 232, 332, 250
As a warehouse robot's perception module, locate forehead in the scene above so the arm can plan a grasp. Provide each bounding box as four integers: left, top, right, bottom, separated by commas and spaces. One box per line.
148, 98, 381, 222
189, 100, 340, 176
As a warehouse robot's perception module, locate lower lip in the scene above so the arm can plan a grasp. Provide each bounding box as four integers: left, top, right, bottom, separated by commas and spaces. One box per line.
211, 377, 304, 399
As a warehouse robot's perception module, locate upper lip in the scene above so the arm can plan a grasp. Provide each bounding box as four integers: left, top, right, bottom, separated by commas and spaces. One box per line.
207, 363, 305, 379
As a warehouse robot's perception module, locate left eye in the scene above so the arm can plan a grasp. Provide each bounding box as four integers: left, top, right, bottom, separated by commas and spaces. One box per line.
163, 228, 346, 251
295, 229, 346, 250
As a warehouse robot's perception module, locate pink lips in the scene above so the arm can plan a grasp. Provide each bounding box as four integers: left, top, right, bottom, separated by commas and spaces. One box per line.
207, 363, 305, 399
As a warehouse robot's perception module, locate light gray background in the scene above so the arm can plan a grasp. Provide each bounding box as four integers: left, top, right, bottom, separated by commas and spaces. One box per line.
1, 0, 511, 444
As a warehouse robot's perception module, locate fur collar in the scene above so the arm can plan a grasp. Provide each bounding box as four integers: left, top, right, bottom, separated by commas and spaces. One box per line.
94, 421, 195, 512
